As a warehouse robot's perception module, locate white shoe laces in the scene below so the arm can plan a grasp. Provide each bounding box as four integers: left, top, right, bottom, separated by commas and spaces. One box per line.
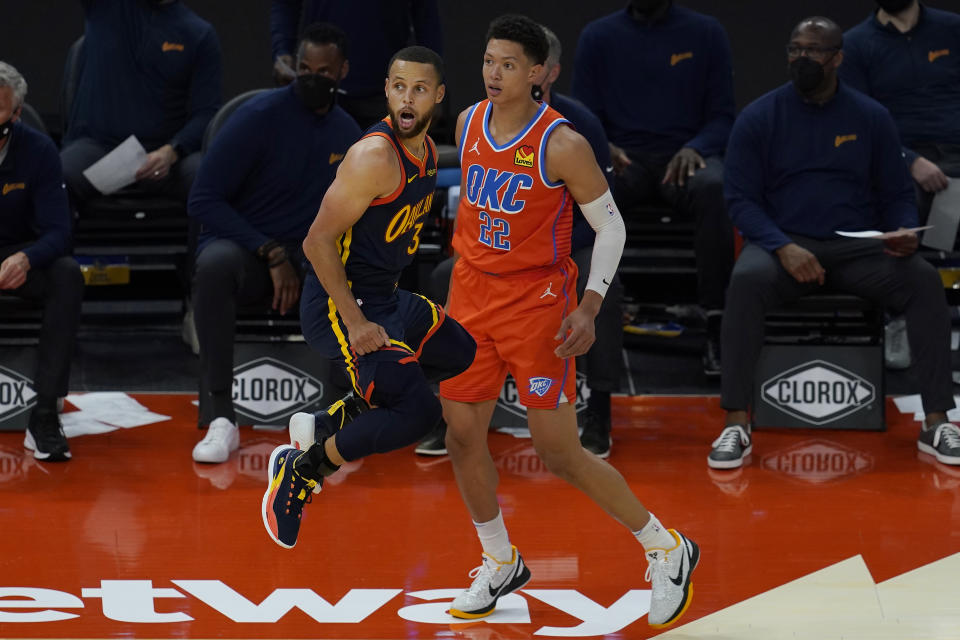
933, 423, 960, 450
644, 551, 669, 588
711, 425, 749, 453
463, 555, 499, 596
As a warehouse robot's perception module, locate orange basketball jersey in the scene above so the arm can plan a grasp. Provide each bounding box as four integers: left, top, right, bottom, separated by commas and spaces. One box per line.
453, 100, 574, 274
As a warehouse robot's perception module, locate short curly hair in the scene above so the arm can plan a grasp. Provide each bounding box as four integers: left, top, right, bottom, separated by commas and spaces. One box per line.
0, 61, 27, 109
485, 14, 548, 66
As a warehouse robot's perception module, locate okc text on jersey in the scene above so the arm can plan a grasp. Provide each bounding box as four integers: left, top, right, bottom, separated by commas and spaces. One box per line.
463, 164, 534, 214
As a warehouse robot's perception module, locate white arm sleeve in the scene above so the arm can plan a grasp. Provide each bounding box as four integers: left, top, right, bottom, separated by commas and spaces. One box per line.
578, 189, 626, 298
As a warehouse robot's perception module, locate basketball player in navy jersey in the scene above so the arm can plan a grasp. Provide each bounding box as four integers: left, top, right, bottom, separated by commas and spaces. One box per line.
261, 46, 476, 549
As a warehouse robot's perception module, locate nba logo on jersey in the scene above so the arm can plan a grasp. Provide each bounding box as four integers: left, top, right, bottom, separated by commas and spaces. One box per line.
528, 377, 554, 397
514, 144, 535, 168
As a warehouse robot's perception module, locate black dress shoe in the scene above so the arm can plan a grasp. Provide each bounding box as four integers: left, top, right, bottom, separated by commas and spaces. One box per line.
415, 422, 447, 456
579, 411, 611, 458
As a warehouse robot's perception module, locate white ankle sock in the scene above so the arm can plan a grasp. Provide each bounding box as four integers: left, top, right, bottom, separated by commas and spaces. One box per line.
474, 511, 514, 563
633, 513, 676, 551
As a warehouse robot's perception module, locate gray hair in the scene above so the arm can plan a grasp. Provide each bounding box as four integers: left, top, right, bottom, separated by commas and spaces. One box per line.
541, 25, 562, 67
0, 61, 27, 109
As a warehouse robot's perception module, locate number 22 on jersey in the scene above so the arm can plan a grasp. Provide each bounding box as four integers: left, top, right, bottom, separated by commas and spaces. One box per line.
465, 164, 534, 253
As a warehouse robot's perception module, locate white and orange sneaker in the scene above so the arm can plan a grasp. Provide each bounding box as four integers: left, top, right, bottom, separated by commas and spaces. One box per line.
449, 546, 532, 619
645, 529, 700, 628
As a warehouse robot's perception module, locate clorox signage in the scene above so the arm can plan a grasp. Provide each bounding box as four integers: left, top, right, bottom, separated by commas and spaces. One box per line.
760, 360, 875, 425
232, 358, 323, 423
0, 365, 37, 422
497, 372, 590, 419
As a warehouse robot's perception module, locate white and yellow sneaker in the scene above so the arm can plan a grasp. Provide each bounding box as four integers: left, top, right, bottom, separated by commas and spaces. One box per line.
449, 546, 532, 619
645, 529, 700, 628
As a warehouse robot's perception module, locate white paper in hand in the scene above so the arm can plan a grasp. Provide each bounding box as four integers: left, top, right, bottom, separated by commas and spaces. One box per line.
835, 226, 932, 239
81, 135, 147, 195
922, 179, 960, 251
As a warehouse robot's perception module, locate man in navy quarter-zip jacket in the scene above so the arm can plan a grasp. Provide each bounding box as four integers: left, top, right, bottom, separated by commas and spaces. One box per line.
572, 0, 736, 378
842, 0, 960, 226
188, 24, 361, 465
707, 17, 958, 472
0, 62, 83, 463
60, 0, 221, 210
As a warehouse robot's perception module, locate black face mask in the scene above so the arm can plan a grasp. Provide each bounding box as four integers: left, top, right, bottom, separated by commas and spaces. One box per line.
877, 0, 913, 15
0, 116, 13, 141
789, 56, 827, 96
531, 84, 544, 101
295, 73, 338, 112
629, 0, 669, 16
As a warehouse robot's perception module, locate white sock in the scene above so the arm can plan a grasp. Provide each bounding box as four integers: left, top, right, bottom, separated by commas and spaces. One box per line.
633, 513, 676, 551
474, 511, 514, 563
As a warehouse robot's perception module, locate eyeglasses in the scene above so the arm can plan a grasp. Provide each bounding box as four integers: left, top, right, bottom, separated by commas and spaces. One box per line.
785, 44, 839, 59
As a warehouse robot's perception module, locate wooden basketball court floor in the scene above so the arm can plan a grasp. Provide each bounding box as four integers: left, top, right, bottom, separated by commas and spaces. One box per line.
1, 394, 959, 640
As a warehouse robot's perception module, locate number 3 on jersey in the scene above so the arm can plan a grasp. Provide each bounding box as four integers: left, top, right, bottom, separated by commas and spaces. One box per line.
478, 210, 511, 250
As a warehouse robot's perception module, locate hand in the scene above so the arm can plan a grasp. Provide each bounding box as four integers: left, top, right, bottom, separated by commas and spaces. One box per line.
273, 54, 296, 86
554, 305, 597, 359
346, 318, 391, 356
662, 147, 706, 187
883, 228, 919, 257
911, 156, 949, 193
268, 258, 301, 315
609, 143, 632, 176
775, 243, 825, 285
136, 144, 178, 181
0, 251, 30, 290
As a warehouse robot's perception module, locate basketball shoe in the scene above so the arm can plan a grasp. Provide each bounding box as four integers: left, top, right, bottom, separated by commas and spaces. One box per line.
645, 529, 700, 628
449, 547, 531, 619
261, 445, 320, 548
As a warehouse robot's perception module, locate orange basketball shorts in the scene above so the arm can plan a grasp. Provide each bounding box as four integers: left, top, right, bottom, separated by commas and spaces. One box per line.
439, 256, 578, 409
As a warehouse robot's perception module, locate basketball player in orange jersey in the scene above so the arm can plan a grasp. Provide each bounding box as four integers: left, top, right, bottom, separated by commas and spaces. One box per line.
439, 15, 699, 628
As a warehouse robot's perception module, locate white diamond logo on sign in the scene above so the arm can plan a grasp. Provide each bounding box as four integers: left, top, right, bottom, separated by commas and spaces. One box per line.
0, 366, 37, 422
761, 359, 875, 425
498, 372, 590, 419
231, 358, 323, 423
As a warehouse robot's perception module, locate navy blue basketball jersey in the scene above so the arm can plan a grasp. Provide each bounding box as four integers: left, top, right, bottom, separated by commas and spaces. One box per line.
340, 118, 438, 295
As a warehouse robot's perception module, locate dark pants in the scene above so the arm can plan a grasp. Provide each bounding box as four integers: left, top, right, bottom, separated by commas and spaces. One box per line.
60, 137, 201, 208
615, 152, 734, 311
721, 236, 954, 415
573, 245, 623, 393
192, 239, 306, 421
0, 245, 84, 398
912, 143, 960, 229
